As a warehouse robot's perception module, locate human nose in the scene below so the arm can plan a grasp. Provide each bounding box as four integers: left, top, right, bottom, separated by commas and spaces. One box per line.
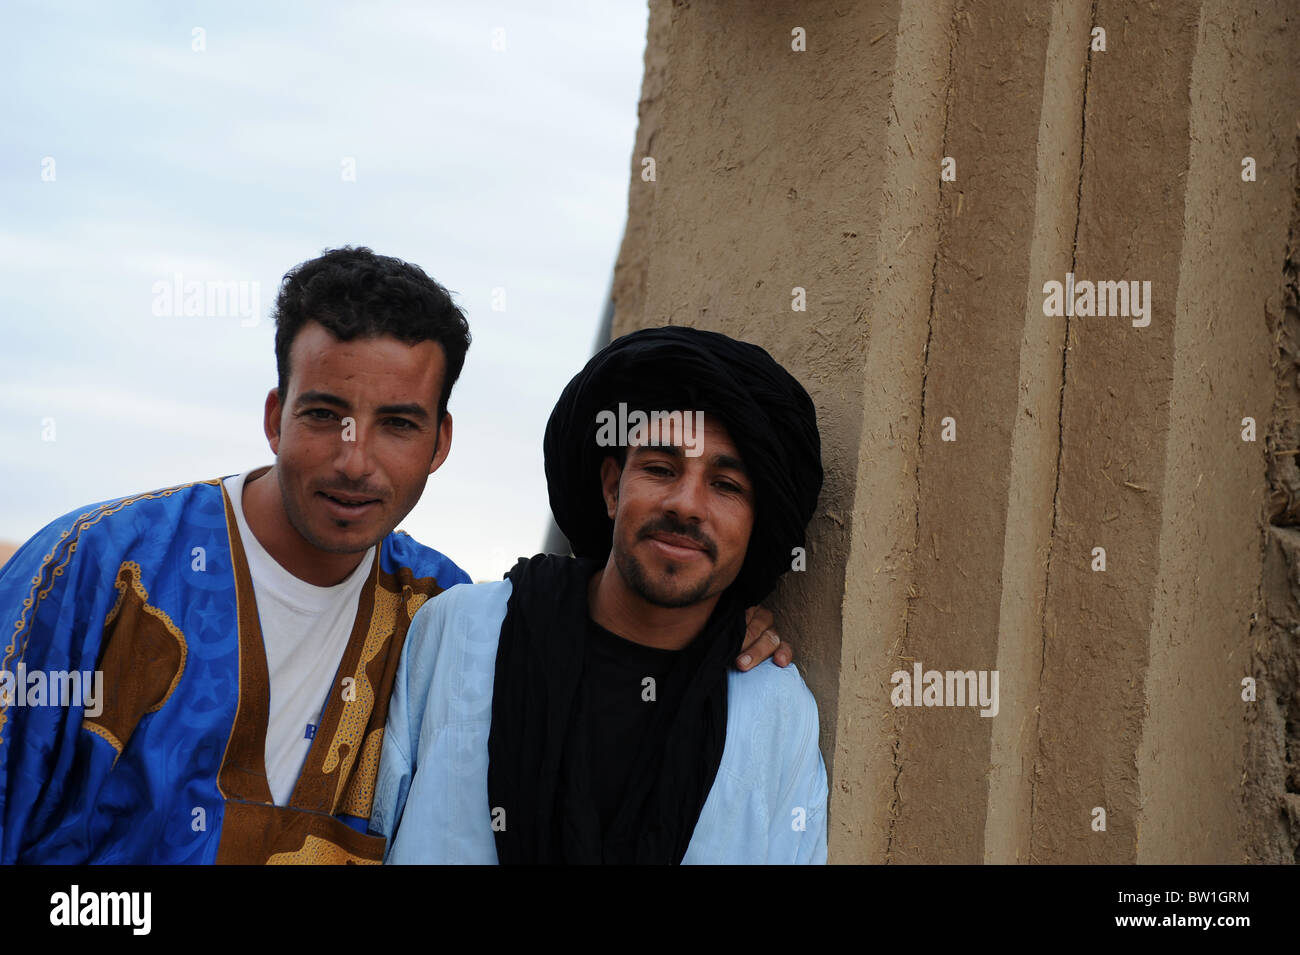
661, 466, 707, 524
333, 417, 376, 480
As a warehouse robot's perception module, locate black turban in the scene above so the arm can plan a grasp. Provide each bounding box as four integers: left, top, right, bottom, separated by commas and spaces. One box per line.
488, 326, 823, 865
543, 325, 823, 605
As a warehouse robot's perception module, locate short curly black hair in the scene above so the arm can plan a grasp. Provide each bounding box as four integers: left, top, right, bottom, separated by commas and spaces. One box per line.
272, 246, 471, 418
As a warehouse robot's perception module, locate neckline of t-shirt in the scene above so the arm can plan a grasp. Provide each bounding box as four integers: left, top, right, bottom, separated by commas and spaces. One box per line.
224, 468, 376, 611
586, 617, 685, 661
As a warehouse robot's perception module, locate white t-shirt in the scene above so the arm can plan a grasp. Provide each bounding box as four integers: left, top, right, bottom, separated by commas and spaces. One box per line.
223, 468, 376, 806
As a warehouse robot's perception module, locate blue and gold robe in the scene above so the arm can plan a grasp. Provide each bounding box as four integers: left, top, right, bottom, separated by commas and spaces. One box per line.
0, 476, 469, 863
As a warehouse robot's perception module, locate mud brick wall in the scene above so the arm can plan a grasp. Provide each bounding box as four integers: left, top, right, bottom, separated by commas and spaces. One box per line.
611, 0, 1300, 863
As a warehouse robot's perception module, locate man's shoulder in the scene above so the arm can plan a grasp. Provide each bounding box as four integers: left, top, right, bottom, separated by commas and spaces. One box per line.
5, 478, 227, 572
725, 660, 820, 739
380, 530, 474, 591
727, 657, 816, 703
400, 580, 512, 717
411, 579, 512, 640
53, 477, 225, 531
430, 577, 512, 615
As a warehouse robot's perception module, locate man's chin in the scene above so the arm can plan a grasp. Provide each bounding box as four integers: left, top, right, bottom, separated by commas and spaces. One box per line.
634, 570, 717, 609
618, 549, 724, 608
304, 522, 388, 556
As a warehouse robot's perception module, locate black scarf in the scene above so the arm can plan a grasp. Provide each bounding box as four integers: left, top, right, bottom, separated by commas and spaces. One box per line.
487, 553, 746, 864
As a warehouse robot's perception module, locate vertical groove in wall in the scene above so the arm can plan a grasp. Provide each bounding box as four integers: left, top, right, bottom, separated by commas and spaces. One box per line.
832, 0, 955, 863
883, 0, 960, 865
982, 0, 1087, 864
1028, 0, 1097, 860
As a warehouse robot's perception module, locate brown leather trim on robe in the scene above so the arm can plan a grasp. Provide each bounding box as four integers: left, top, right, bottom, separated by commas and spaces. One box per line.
217, 801, 385, 865
214, 481, 275, 807
288, 561, 447, 817
212, 478, 451, 863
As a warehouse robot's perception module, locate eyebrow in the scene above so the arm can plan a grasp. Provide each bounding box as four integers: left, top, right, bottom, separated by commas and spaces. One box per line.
634, 444, 749, 476
295, 390, 431, 419
710, 453, 749, 475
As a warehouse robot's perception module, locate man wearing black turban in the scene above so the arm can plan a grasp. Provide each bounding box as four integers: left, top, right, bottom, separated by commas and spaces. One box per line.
371, 326, 827, 863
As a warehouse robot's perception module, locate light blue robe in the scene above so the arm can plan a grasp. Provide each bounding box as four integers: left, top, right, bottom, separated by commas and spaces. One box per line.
371, 579, 828, 863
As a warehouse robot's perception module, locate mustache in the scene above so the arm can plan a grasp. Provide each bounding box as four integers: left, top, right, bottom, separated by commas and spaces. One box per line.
638, 516, 717, 559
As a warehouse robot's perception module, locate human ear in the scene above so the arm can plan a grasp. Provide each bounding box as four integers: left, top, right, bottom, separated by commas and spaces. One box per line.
429, 412, 453, 475
599, 456, 622, 520
263, 389, 282, 454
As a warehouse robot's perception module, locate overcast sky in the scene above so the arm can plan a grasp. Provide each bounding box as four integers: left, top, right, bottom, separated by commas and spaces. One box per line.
0, 0, 649, 580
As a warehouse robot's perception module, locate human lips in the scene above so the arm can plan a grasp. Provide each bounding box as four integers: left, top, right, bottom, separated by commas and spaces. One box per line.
317, 488, 383, 518
644, 531, 712, 562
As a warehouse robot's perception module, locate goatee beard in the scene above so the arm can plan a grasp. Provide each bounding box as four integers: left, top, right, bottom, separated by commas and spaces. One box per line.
616, 547, 714, 609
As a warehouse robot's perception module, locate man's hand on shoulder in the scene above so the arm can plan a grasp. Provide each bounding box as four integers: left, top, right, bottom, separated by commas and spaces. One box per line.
736, 605, 793, 671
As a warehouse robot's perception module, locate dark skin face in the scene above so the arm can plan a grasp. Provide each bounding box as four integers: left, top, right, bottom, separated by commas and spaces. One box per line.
588, 415, 755, 651
242, 320, 453, 586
